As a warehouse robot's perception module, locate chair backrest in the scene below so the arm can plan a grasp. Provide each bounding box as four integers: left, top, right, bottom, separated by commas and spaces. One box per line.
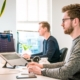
0, 33, 15, 52
59, 47, 68, 62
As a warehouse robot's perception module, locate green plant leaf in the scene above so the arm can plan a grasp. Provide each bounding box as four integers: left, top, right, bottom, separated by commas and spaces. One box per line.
0, 0, 6, 17
21, 43, 32, 50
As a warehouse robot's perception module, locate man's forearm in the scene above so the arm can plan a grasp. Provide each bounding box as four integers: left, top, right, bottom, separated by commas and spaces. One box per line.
43, 61, 65, 68
41, 54, 80, 79
31, 52, 43, 58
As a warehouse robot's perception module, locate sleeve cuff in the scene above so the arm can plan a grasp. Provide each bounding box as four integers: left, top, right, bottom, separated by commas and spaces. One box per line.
41, 69, 46, 76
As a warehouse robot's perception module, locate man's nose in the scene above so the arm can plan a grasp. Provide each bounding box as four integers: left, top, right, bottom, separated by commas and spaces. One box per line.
61, 22, 64, 27
38, 30, 39, 32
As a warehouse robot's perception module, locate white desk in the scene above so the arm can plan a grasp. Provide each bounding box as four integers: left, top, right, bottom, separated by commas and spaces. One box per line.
0, 55, 59, 80
0, 67, 59, 80
0, 74, 59, 80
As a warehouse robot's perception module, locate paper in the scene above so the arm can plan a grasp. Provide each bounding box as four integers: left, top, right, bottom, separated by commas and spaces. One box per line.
0, 68, 20, 75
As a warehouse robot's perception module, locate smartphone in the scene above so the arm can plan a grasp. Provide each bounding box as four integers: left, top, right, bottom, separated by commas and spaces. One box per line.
16, 76, 30, 79
16, 73, 37, 79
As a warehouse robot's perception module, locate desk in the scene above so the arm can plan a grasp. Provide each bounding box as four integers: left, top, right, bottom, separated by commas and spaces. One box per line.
0, 67, 59, 80
0, 55, 59, 80
0, 74, 59, 80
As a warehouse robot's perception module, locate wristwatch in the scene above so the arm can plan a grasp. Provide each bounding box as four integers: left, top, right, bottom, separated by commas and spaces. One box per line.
41, 69, 46, 76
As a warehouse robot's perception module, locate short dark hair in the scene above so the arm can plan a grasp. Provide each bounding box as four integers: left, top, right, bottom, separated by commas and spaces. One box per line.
62, 4, 80, 20
39, 21, 50, 32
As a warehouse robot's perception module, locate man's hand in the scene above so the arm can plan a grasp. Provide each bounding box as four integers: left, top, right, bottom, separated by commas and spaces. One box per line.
22, 54, 31, 59
28, 66, 41, 75
27, 62, 43, 69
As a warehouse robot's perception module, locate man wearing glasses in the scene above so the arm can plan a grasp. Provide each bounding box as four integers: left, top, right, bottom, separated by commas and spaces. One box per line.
27, 4, 80, 80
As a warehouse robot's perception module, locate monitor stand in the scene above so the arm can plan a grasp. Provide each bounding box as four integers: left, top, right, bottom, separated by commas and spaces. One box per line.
2, 62, 16, 69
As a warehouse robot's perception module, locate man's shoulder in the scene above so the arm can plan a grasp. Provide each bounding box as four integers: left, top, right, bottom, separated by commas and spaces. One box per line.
48, 36, 57, 41
73, 37, 80, 50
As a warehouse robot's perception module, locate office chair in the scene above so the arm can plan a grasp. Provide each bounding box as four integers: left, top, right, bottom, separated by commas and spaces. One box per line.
59, 47, 68, 62
0, 33, 15, 52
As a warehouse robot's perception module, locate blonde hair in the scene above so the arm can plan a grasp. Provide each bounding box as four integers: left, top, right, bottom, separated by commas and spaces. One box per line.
39, 21, 50, 32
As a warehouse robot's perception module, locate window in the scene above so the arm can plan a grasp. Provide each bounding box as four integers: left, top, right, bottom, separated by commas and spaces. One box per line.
17, 31, 43, 54
16, 0, 51, 54
16, 0, 49, 21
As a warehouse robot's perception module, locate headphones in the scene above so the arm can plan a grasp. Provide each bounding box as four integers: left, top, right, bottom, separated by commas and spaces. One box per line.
33, 56, 41, 62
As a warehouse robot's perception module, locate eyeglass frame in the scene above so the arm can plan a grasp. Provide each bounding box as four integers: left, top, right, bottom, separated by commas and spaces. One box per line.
62, 18, 74, 23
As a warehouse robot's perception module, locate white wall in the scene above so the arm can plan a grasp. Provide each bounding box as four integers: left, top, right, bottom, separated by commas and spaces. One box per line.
51, 0, 80, 49
0, 0, 17, 51
0, 0, 80, 52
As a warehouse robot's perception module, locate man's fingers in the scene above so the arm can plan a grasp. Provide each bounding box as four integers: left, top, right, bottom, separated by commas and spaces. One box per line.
28, 67, 34, 73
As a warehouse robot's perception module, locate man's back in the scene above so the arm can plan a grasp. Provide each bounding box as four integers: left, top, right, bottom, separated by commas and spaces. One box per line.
42, 36, 60, 63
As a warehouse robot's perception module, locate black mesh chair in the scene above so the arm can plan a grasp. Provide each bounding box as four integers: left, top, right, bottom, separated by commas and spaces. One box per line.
59, 47, 68, 62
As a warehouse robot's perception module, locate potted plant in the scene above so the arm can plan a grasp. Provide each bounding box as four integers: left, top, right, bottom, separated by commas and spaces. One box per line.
20, 43, 32, 55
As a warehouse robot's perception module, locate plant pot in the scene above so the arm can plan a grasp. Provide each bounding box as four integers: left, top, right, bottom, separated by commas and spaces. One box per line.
22, 49, 32, 55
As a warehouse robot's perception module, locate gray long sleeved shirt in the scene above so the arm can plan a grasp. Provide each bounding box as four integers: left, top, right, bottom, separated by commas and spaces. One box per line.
41, 35, 80, 80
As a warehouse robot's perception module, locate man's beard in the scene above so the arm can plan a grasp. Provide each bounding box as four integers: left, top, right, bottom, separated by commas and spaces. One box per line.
64, 24, 74, 34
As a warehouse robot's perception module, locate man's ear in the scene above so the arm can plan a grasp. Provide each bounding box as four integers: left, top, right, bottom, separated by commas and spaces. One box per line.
44, 27, 48, 32
73, 18, 80, 26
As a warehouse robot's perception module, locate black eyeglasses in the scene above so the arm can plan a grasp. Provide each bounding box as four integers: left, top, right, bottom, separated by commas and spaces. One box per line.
62, 18, 74, 23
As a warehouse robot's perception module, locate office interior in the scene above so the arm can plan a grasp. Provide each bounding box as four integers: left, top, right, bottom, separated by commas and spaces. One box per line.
0, 0, 80, 80
0, 0, 80, 60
